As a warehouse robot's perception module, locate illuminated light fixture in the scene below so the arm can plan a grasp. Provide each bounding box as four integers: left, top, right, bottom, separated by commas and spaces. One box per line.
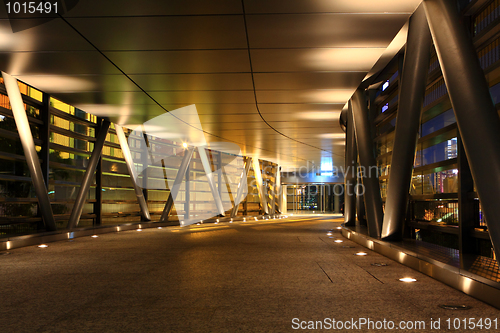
157, 227, 162, 229
313, 211, 315, 214
355, 252, 367, 256
6, 241, 11, 250
230, 218, 233, 222
137, 229, 142, 232
334, 240, 343, 243
200, 220, 203, 224
117, 227, 120, 232
182, 142, 188, 148
180, 221, 184, 226
254, 217, 258, 221
91, 235, 98, 238
196, 223, 201, 225
243, 218, 246, 222
399, 277, 417, 283
216, 219, 219, 223
38, 244, 48, 248
327, 232, 333, 236
336, 227, 342, 230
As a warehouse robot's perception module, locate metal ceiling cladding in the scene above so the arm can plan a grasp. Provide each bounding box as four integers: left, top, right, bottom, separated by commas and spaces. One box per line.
0, 0, 422, 170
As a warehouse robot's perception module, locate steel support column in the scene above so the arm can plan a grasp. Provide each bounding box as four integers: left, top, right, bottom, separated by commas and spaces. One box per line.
2, 72, 58, 232
198, 146, 225, 216
356, 172, 366, 226
275, 166, 281, 214
351, 89, 383, 238
382, 4, 431, 240
458, 134, 478, 270
344, 102, 357, 226
252, 158, 269, 215
424, 0, 500, 263
231, 157, 252, 217
159, 147, 194, 222
67, 118, 110, 229
115, 124, 151, 221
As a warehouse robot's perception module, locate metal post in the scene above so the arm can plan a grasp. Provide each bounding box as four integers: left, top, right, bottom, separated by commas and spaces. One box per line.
424, 0, 500, 263
356, 172, 367, 226
252, 158, 269, 215
270, 165, 277, 214
67, 118, 110, 229
275, 166, 282, 213
2, 72, 58, 232
95, 119, 103, 226
198, 146, 225, 216
185, 163, 190, 220
382, 4, 432, 240
115, 124, 151, 221
95, 147, 102, 226
159, 147, 194, 222
457, 134, 478, 270
351, 89, 383, 238
38, 92, 51, 230
231, 157, 252, 217
344, 101, 357, 226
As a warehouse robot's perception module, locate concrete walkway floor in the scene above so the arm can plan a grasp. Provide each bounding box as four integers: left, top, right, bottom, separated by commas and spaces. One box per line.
1, 215, 500, 332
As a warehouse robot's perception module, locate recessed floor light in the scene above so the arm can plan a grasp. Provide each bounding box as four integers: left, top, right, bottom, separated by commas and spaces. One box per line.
334, 240, 343, 243
38, 244, 48, 248
399, 277, 417, 282
327, 232, 333, 236
355, 252, 367, 256
157, 227, 162, 229
439, 304, 471, 310
91, 235, 98, 238
136, 229, 142, 232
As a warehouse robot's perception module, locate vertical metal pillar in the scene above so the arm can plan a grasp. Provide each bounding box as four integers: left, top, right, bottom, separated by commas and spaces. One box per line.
252, 157, 269, 215
95, 149, 102, 226
231, 157, 252, 217
458, 134, 478, 269
184, 164, 190, 220
351, 89, 383, 238
95, 118, 103, 226
356, 172, 366, 226
275, 166, 281, 213
38, 92, 51, 230
270, 166, 277, 214
2, 72, 57, 232
382, 4, 432, 240
115, 124, 151, 221
198, 146, 225, 216
344, 101, 357, 226
424, 0, 500, 263
159, 147, 194, 222
334, 192, 340, 214
67, 118, 110, 229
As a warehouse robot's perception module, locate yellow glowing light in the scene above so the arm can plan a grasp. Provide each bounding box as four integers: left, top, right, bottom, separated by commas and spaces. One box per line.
355, 252, 367, 256
38, 244, 48, 248
327, 232, 333, 236
158, 227, 162, 229
399, 277, 417, 283
183, 142, 188, 148
91, 235, 98, 238
334, 240, 343, 243
336, 227, 342, 230
136, 229, 142, 232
